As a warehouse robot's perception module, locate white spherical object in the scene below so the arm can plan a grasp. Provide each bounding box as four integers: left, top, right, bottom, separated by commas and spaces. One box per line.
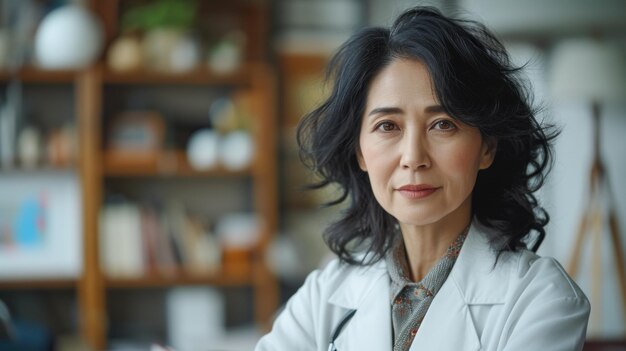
215, 213, 262, 250
187, 129, 220, 170
170, 36, 201, 72
34, 5, 103, 69
266, 235, 305, 281
219, 131, 254, 170
107, 36, 143, 72
142, 28, 184, 72
208, 42, 242, 74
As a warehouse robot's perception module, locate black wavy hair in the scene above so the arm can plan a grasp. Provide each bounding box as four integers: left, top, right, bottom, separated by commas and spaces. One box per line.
297, 6, 558, 265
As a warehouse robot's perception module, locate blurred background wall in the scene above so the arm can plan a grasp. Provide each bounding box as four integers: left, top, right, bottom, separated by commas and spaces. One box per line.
0, 0, 624, 350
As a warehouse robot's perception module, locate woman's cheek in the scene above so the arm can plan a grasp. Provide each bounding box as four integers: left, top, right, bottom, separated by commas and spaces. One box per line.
445, 139, 484, 172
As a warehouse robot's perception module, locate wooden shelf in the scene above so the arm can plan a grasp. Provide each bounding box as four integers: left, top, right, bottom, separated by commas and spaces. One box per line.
105, 270, 251, 289
0, 165, 76, 175
102, 65, 254, 86
0, 278, 77, 290
0, 63, 257, 86
0, 66, 77, 83
103, 150, 252, 177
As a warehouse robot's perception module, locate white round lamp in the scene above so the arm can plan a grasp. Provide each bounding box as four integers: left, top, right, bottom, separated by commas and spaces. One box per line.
550, 39, 626, 103
186, 129, 220, 170
219, 131, 254, 171
34, 4, 104, 69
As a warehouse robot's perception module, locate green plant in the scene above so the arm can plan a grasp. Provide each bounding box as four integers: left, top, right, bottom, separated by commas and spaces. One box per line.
121, 0, 197, 32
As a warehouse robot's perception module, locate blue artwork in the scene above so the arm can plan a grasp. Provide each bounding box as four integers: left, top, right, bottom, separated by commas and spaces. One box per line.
13, 197, 45, 247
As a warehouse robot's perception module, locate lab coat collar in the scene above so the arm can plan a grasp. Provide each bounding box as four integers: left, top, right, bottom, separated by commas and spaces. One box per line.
327, 222, 509, 308
328, 261, 392, 350
450, 221, 511, 304
327, 222, 512, 350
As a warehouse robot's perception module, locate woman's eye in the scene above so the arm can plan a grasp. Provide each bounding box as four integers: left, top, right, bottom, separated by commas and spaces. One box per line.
433, 120, 456, 131
376, 121, 397, 132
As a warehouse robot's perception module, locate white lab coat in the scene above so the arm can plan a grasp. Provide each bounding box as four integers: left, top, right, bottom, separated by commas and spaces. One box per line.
256, 223, 590, 351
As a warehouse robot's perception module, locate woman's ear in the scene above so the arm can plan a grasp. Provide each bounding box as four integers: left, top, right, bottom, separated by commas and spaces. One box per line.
479, 137, 497, 170
356, 148, 367, 172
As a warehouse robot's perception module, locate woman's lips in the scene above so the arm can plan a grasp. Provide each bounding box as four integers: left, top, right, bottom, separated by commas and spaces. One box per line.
396, 184, 440, 199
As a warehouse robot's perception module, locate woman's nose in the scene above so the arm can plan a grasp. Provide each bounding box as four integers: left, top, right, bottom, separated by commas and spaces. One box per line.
400, 132, 430, 170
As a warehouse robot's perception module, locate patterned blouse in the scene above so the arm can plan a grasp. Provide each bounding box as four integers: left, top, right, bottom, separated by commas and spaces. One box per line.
385, 227, 469, 351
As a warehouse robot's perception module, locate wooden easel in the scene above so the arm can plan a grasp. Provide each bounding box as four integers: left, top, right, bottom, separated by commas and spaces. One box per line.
567, 102, 626, 334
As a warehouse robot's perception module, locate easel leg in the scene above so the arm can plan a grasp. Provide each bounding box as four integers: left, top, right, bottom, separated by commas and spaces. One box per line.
608, 210, 626, 324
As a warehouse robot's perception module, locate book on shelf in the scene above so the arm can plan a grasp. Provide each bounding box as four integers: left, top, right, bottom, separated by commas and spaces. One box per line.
163, 201, 221, 275
99, 200, 221, 279
141, 204, 178, 276
99, 203, 144, 278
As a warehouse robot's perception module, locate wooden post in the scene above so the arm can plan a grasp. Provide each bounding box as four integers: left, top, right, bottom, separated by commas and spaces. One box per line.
251, 63, 279, 330
76, 66, 106, 350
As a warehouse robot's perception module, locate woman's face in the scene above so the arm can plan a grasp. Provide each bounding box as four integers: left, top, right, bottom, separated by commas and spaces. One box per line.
357, 58, 495, 228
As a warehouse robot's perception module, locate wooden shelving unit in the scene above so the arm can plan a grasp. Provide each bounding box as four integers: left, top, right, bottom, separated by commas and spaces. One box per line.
0, 1, 278, 349
105, 271, 252, 289
90, 63, 277, 345
0, 66, 77, 83
0, 166, 76, 174
81, 62, 277, 349
102, 66, 253, 86
102, 149, 253, 178
0, 279, 77, 290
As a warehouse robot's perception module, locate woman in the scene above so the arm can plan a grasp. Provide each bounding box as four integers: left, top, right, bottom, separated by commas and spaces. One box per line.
257, 6, 589, 351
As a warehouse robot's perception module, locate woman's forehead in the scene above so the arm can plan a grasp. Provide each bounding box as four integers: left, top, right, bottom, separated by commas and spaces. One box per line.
364, 58, 440, 114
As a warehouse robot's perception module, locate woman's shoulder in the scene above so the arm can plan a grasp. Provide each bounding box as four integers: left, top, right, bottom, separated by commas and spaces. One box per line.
309, 256, 387, 289
499, 248, 587, 301
467, 224, 587, 302
292, 256, 389, 310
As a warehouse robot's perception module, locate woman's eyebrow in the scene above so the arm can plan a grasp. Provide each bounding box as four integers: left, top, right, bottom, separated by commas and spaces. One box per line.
367, 106, 403, 117
424, 105, 444, 114
367, 105, 444, 118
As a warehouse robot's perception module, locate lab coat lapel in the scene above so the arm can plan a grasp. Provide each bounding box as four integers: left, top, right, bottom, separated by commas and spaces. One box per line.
410, 223, 508, 350
409, 277, 480, 350
329, 262, 393, 351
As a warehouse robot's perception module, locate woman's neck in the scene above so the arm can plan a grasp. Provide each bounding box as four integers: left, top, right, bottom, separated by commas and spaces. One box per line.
399, 197, 472, 282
